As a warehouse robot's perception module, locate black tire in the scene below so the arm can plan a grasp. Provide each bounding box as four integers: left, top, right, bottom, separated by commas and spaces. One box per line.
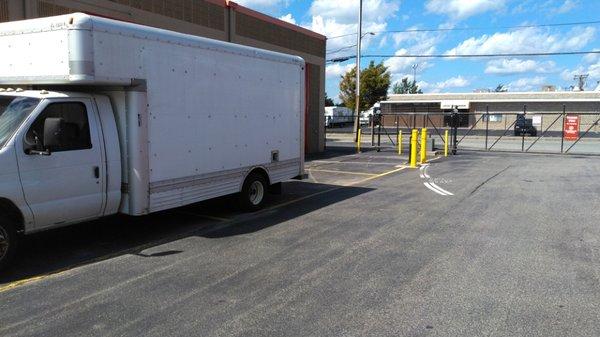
0, 218, 18, 272
239, 173, 268, 211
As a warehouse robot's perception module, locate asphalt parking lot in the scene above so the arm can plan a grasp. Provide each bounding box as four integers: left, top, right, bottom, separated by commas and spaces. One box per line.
1, 148, 600, 336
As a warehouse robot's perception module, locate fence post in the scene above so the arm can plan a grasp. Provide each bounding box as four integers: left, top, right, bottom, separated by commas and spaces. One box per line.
410, 129, 418, 168
521, 105, 526, 152
444, 129, 449, 157
420, 128, 428, 164
377, 122, 381, 152
485, 105, 489, 150
398, 131, 402, 155
371, 113, 375, 146
560, 105, 565, 153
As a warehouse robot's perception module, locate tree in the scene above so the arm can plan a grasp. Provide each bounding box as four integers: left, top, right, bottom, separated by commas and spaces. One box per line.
495, 84, 508, 92
392, 77, 422, 94
339, 61, 391, 112
324, 92, 335, 106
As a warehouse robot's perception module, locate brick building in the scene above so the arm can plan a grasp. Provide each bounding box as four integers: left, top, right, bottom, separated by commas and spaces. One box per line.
380, 92, 600, 133
0, 0, 326, 153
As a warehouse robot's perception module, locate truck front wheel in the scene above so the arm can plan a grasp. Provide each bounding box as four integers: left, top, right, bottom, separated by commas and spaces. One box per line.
239, 173, 268, 211
0, 218, 18, 271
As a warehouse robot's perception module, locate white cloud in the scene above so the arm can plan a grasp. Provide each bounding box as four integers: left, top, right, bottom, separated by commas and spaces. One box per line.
384, 28, 442, 83
485, 58, 558, 75
445, 26, 596, 56
583, 49, 600, 64
508, 76, 548, 91
278, 13, 296, 25
419, 76, 471, 93
385, 49, 434, 84
435, 76, 470, 89
555, 0, 578, 13
309, 0, 399, 25
310, 0, 399, 56
426, 0, 506, 20
326, 63, 354, 79
561, 63, 600, 85
234, 0, 286, 11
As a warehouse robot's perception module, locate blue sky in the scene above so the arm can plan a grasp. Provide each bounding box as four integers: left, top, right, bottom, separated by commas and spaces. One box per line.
235, 0, 600, 102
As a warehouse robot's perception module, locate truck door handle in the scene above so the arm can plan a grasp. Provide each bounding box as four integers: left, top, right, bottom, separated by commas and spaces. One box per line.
94, 166, 100, 179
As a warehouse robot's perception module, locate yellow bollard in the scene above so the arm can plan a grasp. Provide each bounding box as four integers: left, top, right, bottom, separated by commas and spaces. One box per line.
410, 129, 418, 168
397, 131, 402, 155
444, 129, 449, 157
357, 129, 362, 153
420, 128, 427, 164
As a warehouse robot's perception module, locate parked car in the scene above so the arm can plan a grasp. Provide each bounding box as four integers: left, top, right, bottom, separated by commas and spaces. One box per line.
514, 115, 537, 136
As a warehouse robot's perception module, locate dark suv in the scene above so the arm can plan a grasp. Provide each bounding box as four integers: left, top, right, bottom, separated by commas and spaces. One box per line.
514, 115, 537, 136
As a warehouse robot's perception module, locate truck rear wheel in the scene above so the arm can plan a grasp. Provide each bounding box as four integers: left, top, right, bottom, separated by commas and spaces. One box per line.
0, 218, 18, 271
239, 173, 268, 211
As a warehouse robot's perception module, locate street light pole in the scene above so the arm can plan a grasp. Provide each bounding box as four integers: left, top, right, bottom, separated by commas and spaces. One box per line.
353, 0, 363, 142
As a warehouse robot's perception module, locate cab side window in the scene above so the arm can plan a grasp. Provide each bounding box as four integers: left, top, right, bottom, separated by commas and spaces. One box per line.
25, 102, 92, 152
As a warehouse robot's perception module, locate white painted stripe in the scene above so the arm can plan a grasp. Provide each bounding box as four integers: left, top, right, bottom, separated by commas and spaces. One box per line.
423, 165, 431, 179
423, 182, 448, 196
429, 182, 454, 196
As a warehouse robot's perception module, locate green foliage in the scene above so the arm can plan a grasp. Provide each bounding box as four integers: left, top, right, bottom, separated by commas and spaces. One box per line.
324, 92, 335, 106
392, 77, 422, 94
339, 61, 391, 111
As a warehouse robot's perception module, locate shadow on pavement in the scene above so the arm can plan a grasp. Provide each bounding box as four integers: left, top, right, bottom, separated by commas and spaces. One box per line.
0, 181, 373, 286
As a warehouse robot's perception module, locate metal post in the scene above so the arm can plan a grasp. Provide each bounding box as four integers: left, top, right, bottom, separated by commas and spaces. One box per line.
377, 122, 381, 152
451, 109, 458, 155
370, 113, 375, 146
485, 105, 489, 150
352, 0, 363, 142
420, 128, 427, 164
410, 129, 418, 168
398, 131, 402, 155
444, 130, 449, 157
561, 105, 566, 153
521, 105, 526, 152
357, 128, 362, 153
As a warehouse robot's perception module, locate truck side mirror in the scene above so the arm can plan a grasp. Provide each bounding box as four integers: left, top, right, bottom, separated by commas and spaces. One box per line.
43, 117, 65, 150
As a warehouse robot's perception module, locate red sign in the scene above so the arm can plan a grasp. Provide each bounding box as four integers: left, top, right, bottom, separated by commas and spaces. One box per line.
564, 115, 580, 140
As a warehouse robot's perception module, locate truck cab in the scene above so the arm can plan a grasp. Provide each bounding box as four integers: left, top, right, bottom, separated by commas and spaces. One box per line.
0, 90, 122, 268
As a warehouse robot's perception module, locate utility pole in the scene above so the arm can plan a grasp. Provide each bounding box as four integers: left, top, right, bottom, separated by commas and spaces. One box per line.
353, 0, 363, 142
412, 63, 419, 83
573, 74, 589, 91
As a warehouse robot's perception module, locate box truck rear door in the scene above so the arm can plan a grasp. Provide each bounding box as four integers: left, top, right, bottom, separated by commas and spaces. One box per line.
16, 98, 104, 229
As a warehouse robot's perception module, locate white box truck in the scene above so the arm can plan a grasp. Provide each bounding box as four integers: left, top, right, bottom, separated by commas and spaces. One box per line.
0, 14, 305, 269
324, 106, 353, 128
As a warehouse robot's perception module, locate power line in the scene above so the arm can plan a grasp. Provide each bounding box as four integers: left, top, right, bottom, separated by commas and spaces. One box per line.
326, 44, 357, 55
327, 50, 600, 63
326, 19, 600, 40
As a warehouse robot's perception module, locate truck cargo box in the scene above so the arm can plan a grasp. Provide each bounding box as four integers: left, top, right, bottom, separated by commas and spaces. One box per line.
0, 14, 305, 215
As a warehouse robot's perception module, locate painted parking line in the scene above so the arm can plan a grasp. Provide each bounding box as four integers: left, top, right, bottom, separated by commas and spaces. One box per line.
0, 166, 410, 294
308, 168, 378, 176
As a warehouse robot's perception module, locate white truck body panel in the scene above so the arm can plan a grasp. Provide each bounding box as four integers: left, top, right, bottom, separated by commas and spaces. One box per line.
324, 107, 353, 127
0, 14, 304, 220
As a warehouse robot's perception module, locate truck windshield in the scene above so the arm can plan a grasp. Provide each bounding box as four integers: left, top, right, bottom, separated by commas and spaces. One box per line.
0, 96, 40, 148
